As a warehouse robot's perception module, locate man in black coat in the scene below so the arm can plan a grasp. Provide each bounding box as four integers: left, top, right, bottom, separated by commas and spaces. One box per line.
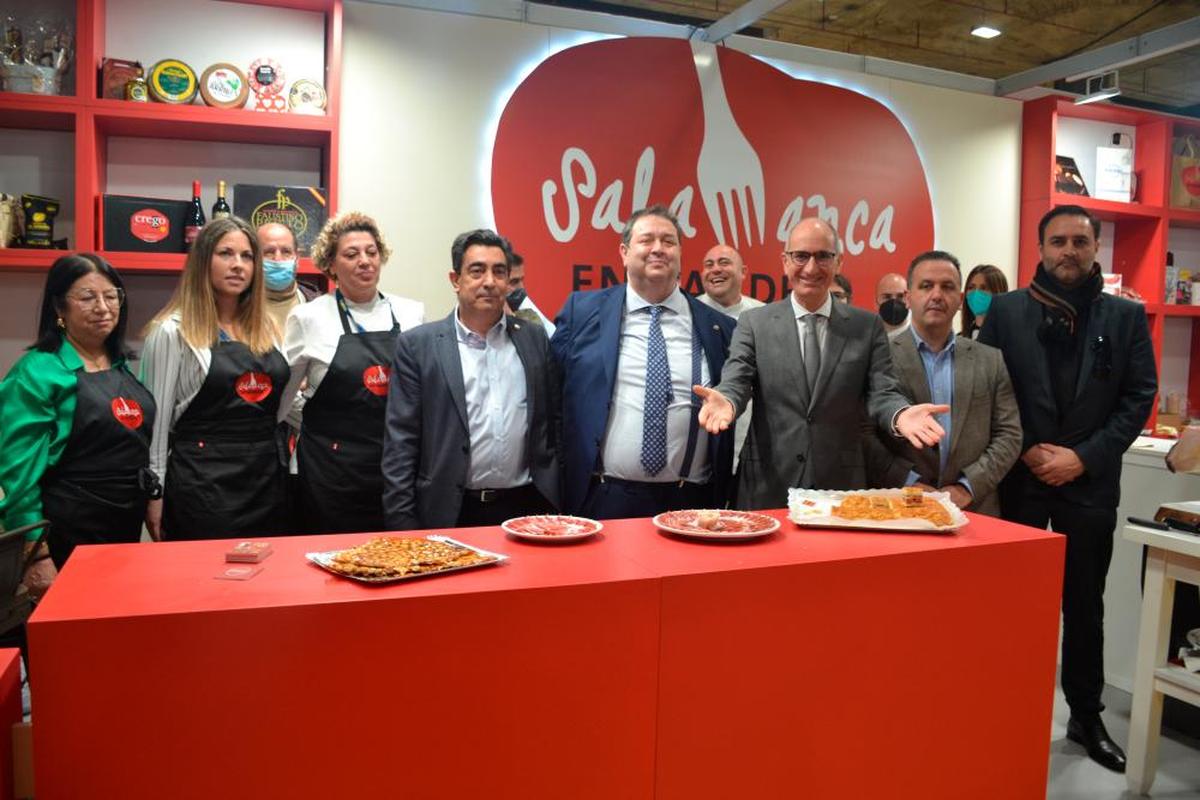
979, 205, 1157, 773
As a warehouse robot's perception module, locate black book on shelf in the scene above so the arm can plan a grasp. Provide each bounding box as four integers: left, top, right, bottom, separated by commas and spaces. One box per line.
1055, 155, 1089, 196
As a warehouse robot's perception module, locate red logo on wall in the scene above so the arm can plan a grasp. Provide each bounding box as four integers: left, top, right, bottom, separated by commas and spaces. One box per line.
362, 365, 390, 397
110, 397, 144, 430
491, 39, 935, 315
235, 371, 273, 403
130, 209, 170, 243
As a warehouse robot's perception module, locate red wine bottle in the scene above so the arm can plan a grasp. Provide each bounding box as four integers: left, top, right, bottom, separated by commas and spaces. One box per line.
184, 180, 205, 249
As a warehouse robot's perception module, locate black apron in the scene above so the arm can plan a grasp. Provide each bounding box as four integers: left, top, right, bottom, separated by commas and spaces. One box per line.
40, 365, 158, 568
163, 340, 290, 540
296, 293, 400, 533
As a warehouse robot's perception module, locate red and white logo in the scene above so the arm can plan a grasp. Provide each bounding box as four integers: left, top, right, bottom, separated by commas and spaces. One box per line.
235, 371, 273, 404
110, 397, 144, 430
491, 39, 935, 314
130, 209, 170, 243
362, 365, 390, 397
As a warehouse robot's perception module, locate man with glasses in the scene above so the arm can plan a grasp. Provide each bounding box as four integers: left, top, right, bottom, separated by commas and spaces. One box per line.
695, 217, 948, 510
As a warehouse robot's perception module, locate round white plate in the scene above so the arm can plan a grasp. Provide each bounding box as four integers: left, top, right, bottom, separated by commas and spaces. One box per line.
652, 509, 780, 540
502, 514, 602, 542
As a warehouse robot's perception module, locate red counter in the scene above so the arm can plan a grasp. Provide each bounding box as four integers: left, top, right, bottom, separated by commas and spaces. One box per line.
28, 511, 1063, 799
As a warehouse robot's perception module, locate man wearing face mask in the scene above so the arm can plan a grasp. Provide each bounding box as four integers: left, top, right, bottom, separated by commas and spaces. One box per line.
258, 222, 319, 336
875, 272, 910, 338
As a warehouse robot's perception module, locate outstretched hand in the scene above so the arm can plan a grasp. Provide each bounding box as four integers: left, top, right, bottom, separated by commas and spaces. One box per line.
896, 403, 950, 449
694, 385, 735, 434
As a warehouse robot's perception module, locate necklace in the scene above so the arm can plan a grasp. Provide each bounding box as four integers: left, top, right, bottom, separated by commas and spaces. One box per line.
67, 335, 110, 372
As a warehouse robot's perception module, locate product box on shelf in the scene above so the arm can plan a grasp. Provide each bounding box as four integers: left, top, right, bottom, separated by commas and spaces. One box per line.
101, 195, 189, 253
233, 185, 327, 256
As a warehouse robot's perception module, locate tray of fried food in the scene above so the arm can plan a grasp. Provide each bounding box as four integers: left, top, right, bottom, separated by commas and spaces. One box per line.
787, 487, 967, 532
306, 535, 507, 583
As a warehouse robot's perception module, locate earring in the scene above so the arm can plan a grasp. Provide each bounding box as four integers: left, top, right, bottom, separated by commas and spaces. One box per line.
56, 317, 65, 329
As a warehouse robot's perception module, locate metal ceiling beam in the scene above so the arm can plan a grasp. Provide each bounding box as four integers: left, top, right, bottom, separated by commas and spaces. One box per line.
996, 15, 1200, 96
692, 0, 791, 43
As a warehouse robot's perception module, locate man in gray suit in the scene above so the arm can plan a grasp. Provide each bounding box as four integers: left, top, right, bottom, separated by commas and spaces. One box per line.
382, 229, 559, 529
695, 217, 949, 510
865, 250, 1022, 515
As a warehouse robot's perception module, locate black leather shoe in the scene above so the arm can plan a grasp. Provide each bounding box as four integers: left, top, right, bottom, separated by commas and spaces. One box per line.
1067, 714, 1127, 773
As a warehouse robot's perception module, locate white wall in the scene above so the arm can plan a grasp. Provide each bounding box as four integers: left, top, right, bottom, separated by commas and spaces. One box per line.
339, 2, 1023, 320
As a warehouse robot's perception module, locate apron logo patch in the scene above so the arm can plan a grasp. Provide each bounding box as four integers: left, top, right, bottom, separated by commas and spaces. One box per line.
362, 365, 390, 397
235, 371, 273, 403
111, 397, 144, 429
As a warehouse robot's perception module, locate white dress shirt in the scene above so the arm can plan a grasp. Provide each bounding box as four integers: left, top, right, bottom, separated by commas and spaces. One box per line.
601, 286, 712, 483
279, 291, 425, 426
698, 292, 764, 321
789, 291, 832, 360
455, 310, 531, 490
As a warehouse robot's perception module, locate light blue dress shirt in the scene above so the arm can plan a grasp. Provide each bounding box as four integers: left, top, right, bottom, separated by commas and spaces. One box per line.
904, 327, 972, 496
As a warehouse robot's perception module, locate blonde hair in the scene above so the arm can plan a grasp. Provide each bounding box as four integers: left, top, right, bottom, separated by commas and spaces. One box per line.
147, 217, 278, 354
311, 211, 391, 276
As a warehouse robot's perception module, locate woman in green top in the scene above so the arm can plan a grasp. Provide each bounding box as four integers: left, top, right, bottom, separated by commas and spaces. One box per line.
0, 254, 158, 592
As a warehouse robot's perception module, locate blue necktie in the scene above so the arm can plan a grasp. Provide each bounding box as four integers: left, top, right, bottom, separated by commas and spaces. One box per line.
641, 305, 671, 476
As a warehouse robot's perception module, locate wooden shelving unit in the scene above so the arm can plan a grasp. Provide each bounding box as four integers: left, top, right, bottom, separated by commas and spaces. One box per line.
0, 0, 342, 275
1021, 95, 1200, 429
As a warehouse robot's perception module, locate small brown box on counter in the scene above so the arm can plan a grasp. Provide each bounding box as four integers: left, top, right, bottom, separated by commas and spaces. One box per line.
100, 58, 144, 99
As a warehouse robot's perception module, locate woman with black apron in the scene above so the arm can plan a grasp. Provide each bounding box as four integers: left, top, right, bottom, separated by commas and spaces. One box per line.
141, 217, 291, 541
0, 254, 157, 589
280, 211, 424, 533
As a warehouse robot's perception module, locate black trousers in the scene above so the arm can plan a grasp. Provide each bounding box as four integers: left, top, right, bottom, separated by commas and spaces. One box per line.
580, 476, 711, 520
1001, 480, 1115, 717
455, 484, 554, 528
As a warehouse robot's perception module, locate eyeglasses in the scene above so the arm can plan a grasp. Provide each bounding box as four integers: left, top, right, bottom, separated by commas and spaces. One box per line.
67, 288, 124, 310
784, 250, 837, 268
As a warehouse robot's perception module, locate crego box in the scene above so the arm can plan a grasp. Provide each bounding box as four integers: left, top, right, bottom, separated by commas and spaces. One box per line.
101, 195, 188, 253
232, 184, 327, 256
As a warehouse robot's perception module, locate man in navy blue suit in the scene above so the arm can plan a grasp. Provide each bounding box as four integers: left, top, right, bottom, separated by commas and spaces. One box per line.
551, 205, 735, 519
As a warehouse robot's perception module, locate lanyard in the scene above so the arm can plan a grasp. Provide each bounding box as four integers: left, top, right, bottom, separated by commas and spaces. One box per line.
336, 290, 398, 335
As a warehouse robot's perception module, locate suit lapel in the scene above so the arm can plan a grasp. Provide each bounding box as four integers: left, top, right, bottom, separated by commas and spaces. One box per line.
949, 337, 974, 457
507, 318, 538, 451
812, 300, 848, 410
598, 287, 626, 403
686, 293, 725, 381
435, 312, 469, 431
1073, 297, 1104, 401
892, 333, 932, 405
769, 301, 809, 409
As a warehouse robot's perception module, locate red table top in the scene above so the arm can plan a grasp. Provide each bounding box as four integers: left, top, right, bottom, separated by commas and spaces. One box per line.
31, 509, 1061, 623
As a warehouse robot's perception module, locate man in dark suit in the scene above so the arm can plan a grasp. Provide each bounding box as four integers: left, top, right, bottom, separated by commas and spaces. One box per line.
382, 229, 559, 529
551, 205, 735, 518
979, 205, 1157, 773
695, 217, 949, 510
866, 250, 1021, 516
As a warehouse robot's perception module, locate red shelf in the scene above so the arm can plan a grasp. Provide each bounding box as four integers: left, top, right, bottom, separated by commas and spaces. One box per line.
1146, 303, 1200, 317
1050, 193, 1163, 222
93, 251, 319, 276
91, 100, 333, 147
1168, 207, 1200, 228
0, 92, 79, 131
0, 248, 71, 270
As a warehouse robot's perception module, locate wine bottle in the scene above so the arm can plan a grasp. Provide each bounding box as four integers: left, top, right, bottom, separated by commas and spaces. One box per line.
184, 180, 205, 249
212, 180, 231, 220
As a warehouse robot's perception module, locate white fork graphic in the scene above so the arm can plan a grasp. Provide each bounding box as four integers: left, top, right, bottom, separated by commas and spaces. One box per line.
691, 40, 765, 249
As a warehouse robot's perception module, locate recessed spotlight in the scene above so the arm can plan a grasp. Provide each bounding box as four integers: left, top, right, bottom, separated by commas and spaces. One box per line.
971, 25, 1001, 39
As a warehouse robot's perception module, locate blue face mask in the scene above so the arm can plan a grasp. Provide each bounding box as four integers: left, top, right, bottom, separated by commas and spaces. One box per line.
263, 259, 297, 291
965, 289, 992, 316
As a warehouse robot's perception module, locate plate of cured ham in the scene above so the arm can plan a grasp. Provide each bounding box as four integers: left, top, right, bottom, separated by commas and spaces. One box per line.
652, 509, 781, 540
502, 515, 603, 542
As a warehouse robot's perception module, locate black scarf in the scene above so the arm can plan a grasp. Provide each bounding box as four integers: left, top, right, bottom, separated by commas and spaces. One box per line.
1029, 262, 1103, 419
1029, 261, 1103, 343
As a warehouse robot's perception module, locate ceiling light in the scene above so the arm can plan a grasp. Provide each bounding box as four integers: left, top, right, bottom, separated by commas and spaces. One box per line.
1075, 70, 1120, 105
971, 25, 1001, 39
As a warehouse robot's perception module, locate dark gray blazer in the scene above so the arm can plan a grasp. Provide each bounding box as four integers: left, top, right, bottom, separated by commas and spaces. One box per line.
381, 311, 560, 530
715, 297, 909, 510
866, 331, 1022, 516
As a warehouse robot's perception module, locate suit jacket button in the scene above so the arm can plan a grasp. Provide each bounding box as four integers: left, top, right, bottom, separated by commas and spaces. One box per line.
797, 454, 806, 463
462, 444, 469, 453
